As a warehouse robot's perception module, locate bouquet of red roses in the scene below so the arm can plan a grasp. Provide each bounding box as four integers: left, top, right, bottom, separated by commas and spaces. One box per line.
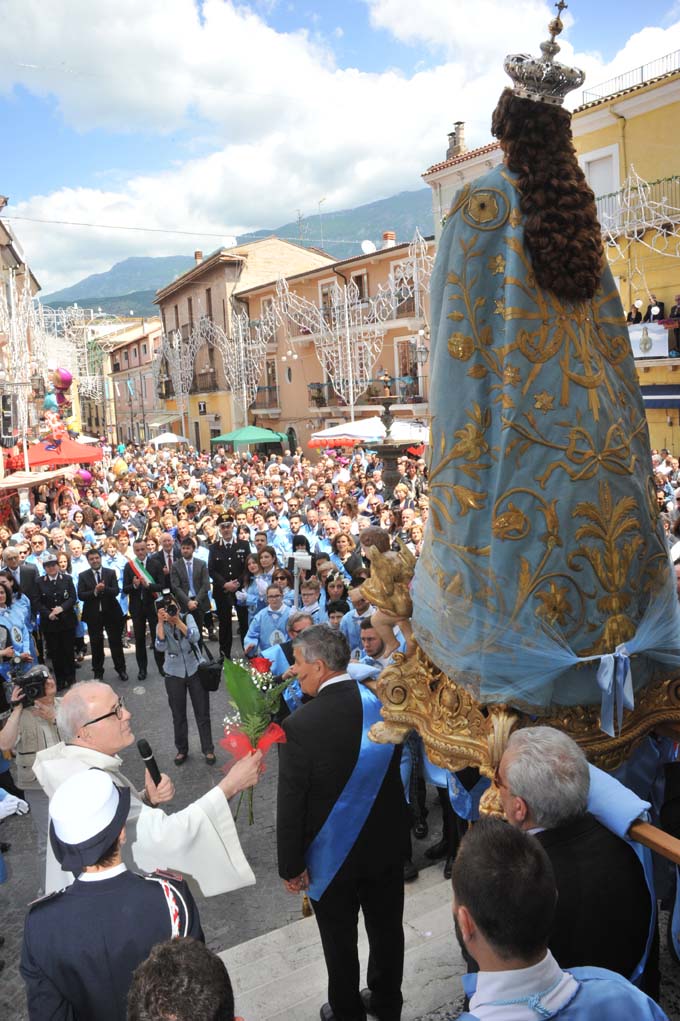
221, 656, 289, 824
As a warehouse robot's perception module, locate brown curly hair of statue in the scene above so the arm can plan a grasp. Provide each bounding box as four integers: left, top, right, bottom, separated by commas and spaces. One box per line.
491, 88, 603, 302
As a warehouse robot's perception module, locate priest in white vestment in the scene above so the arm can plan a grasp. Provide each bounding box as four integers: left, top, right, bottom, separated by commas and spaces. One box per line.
34, 681, 261, 896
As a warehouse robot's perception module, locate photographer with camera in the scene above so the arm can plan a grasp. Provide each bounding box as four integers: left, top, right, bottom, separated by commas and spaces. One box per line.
0, 666, 59, 868
155, 593, 215, 767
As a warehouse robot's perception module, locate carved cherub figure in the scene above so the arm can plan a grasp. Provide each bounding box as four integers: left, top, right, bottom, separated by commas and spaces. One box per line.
360, 539, 416, 654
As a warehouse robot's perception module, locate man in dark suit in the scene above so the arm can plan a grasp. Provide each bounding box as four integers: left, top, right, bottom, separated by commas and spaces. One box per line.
148, 532, 182, 589
277, 625, 409, 1021
496, 726, 656, 996
37, 554, 78, 690
78, 548, 128, 681
171, 537, 211, 635
208, 516, 250, 659
123, 537, 164, 681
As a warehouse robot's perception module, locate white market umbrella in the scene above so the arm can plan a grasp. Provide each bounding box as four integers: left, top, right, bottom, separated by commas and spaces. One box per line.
150, 431, 189, 446
308, 416, 428, 448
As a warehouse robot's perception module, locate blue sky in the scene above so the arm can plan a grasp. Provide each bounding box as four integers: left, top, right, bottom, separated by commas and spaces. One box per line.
1, 0, 679, 290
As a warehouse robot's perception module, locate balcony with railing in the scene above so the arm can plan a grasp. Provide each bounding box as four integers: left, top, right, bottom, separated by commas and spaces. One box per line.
253, 385, 281, 412
307, 375, 428, 410
157, 378, 175, 399
191, 368, 219, 393
581, 50, 680, 104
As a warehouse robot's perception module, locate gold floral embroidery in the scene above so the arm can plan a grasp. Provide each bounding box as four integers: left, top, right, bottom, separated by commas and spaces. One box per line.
492, 503, 530, 540
503, 366, 521, 386
448, 334, 475, 361
451, 422, 489, 461
467, 192, 499, 224
462, 189, 510, 231
452, 485, 487, 516
488, 254, 506, 274
533, 391, 554, 413
534, 582, 573, 626
509, 208, 522, 228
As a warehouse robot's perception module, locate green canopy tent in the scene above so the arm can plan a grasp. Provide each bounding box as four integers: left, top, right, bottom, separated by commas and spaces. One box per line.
210, 425, 287, 447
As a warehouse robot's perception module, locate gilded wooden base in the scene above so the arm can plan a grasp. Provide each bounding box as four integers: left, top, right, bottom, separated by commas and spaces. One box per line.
370, 643, 680, 776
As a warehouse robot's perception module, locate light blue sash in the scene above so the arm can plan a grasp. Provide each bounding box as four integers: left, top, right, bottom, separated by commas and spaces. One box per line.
306, 681, 393, 900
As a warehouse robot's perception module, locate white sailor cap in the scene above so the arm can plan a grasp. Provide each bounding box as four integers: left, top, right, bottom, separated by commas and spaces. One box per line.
49, 768, 130, 873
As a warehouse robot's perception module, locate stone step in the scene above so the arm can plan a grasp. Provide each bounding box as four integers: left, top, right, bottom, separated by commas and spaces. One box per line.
219, 865, 465, 1021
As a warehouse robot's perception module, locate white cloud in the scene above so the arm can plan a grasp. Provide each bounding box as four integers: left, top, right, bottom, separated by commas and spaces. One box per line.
2, 0, 680, 291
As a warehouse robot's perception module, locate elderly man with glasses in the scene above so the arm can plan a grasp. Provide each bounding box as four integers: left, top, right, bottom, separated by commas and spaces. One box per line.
34, 680, 262, 898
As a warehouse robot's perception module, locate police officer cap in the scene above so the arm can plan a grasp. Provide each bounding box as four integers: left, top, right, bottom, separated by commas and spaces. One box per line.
216, 513, 234, 526
49, 768, 131, 873
43, 553, 59, 565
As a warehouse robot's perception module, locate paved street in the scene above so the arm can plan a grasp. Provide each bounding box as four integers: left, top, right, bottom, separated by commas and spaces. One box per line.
3, 639, 680, 1019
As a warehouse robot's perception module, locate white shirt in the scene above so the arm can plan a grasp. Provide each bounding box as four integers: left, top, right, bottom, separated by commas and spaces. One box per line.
318, 671, 351, 693
469, 950, 578, 1020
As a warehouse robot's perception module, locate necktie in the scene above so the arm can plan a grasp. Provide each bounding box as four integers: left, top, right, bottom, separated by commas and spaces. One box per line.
96, 571, 101, 585
167, 554, 173, 570
187, 560, 194, 595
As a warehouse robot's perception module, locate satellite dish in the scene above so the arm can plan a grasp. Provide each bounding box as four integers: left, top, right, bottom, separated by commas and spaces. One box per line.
361, 240, 377, 255
634, 299, 643, 308
652, 305, 660, 316
223, 236, 237, 248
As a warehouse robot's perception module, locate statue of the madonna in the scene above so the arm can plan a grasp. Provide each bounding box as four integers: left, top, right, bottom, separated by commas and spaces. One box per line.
412, 3, 680, 734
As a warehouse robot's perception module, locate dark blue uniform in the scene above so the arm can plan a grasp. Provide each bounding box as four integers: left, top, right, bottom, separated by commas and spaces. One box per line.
21, 867, 203, 1020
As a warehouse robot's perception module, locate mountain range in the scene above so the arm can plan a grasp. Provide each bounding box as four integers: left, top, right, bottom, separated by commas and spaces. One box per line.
42, 188, 434, 317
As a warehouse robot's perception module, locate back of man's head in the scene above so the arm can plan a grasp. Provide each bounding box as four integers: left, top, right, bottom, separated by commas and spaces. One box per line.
127, 938, 235, 1020
452, 818, 556, 963
505, 727, 589, 829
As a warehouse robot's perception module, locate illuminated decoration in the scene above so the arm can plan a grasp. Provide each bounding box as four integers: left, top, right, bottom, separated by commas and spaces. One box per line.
229, 304, 274, 427
371, 229, 434, 323
154, 329, 193, 438
274, 231, 433, 420
601, 167, 680, 263
155, 309, 269, 431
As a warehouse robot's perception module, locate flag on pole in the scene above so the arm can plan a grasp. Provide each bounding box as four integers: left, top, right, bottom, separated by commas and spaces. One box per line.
126, 553, 155, 587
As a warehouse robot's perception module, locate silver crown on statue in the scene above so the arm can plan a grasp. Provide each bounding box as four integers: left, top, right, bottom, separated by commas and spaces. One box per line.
503, 1, 585, 107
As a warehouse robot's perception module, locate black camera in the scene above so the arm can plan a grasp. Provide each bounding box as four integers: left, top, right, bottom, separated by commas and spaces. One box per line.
155, 589, 179, 617
13, 665, 49, 708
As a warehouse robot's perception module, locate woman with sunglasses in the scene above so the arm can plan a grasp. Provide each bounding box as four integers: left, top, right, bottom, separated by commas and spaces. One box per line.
272, 568, 295, 607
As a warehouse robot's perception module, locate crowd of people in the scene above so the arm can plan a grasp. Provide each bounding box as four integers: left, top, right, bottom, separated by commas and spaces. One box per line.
0, 434, 674, 1021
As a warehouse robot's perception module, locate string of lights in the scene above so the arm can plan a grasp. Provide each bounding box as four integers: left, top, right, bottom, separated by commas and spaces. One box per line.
0, 214, 369, 249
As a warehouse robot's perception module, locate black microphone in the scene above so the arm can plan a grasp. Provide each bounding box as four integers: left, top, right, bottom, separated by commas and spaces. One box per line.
137, 738, 162, 786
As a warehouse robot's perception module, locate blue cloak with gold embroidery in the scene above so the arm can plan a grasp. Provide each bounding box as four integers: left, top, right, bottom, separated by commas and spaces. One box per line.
412, 165, 680, 715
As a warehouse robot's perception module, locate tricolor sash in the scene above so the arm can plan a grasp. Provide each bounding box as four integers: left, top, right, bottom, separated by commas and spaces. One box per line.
306, 681, 393, 901
126, 554, 155, 586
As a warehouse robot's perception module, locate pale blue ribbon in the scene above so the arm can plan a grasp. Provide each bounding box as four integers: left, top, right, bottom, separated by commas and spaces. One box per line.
595, 644, 634, 738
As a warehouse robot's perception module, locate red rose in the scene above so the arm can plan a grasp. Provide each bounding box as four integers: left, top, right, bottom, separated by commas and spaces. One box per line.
250, 656, 272, 674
